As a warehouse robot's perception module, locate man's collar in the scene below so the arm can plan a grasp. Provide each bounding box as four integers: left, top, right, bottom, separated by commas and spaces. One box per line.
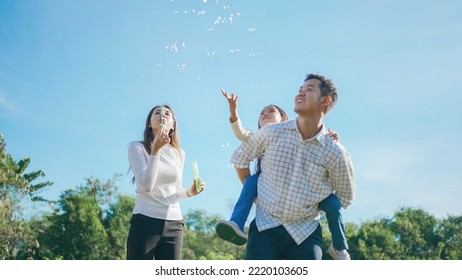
291, 119, 328, 145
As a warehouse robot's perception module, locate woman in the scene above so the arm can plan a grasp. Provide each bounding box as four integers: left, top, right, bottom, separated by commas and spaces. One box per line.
127, 104, 205, 260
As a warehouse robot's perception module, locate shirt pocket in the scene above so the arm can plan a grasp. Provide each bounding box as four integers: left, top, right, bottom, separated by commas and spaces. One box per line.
301, 160, 331, 197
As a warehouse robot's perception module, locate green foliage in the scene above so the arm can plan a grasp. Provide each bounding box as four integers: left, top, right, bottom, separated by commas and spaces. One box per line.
182, 209, 245, 260
36, 189, 107, 259
437, 215, 462, 259
389, 207, 441, 259
34, 177, 131, 260
0, 214, 39, 260
348, 207, 462, 260
104, 194, 135, 259
349, 220, 401, 260
0, 147, 53, 212
320, 207, 462, 260
0, 134, 53, 259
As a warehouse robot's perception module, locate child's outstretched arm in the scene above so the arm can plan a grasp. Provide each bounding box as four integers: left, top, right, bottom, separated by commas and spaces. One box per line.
221, 89, 239, 123
221, 89, 254, 142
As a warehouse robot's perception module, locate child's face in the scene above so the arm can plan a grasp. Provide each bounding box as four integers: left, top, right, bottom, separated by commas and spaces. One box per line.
258, 105, 284, 128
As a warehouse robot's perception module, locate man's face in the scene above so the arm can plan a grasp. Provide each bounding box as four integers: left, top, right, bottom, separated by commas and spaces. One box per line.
294, 78, 323, 114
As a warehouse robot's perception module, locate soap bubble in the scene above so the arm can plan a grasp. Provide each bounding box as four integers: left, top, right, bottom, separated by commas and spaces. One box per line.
202, 48, 216, 57
214, 16, 226, 25
165, 40, 186, 53
177, 64, 187, 72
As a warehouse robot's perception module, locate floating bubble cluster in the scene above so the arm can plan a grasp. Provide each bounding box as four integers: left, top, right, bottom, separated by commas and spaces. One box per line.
177, 64, 187, 72
213, 12, 240, 25
201, 48, 216, 57
173, 9, 206, 16
161, 1, 255, 74
165, 40, 186, 53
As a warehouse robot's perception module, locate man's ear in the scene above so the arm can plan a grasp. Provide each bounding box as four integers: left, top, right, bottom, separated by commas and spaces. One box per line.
321, 96, 332, 106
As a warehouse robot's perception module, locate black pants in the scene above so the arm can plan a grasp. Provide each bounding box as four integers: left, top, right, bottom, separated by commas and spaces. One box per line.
126, 214, 184, 260
245, 220, 323, 260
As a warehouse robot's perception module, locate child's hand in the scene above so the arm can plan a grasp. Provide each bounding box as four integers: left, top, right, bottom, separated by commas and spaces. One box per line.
328, 128, 340, 142
221, 89, 239, 122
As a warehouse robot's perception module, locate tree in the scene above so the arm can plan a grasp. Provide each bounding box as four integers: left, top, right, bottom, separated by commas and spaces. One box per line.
348, 220, 401, 260
182, 209, 245, 260
35, 177, 119, 259
0, 134, 53, 259
348, 207, 462, 260
389, 207, 443, 259
104, 194, 135, 259
437, 215, 462, 259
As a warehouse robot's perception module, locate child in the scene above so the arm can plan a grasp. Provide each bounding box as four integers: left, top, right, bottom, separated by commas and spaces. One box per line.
216, 89, 351, 260
215, 90, 289, 246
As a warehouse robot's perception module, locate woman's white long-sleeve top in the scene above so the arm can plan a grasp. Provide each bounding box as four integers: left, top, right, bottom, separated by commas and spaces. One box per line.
128, 141, 188, 220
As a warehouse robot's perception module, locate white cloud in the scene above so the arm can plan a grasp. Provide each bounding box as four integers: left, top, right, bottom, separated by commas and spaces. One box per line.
0, 94, 8, 107
0, 92, 18, 114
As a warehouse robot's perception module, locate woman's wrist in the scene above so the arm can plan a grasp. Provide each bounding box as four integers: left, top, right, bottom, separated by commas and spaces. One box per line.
150, 148, 160, 156
186, 188, 192, 197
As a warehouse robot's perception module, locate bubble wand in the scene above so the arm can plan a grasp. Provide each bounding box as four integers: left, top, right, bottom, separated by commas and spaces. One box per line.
192, 161, 201, 192
160, 103, 165, 128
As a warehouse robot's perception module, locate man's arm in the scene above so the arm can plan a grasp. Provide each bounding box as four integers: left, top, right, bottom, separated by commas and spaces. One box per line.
331, 150, 356, 208
230, 125, 267, 182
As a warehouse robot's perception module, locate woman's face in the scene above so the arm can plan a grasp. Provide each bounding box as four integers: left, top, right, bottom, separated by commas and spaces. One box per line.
150, 106, 175, 131
258, 105, 284, 128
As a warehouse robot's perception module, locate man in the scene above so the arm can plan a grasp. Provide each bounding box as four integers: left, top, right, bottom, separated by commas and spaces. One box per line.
231, 73, 356, 259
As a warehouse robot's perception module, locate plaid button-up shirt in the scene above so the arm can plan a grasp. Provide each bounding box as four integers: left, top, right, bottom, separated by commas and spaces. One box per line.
231, 119, 355, 244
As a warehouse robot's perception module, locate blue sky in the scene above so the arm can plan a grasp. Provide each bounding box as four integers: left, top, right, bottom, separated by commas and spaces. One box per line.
1, 0, 461, 225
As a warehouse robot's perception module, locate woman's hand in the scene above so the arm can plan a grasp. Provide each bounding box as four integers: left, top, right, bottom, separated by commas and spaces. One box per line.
187, 178, 205, 197
150, 126, 171, 156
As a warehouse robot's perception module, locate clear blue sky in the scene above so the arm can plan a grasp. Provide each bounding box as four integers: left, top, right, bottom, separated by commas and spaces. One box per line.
1, 0, 461, 224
